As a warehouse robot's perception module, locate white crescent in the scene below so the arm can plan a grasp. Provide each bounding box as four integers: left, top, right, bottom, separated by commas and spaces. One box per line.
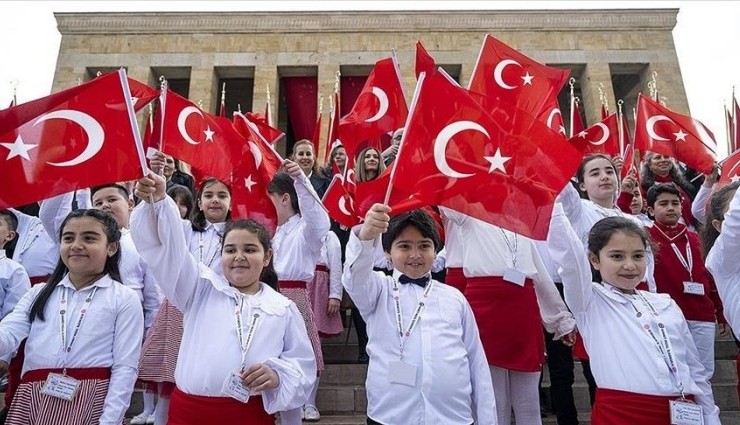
493, 59, 521, 90
249, 141, 263, 169
546, 108, 562, 131
177, 106, 203, 145
36, 110, 105, 167
589, 123, 610, 146
434, 121, 486, 179
365, 87, 389, 123
726, 159, 740, 179
646, 115, 673, 141
338, 195, 354, 216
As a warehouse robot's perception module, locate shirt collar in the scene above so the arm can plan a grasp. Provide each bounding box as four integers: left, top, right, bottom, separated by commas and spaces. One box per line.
0, 250, 5, 260
59, 274, 114, 292
391, 269, 432, 285
277, 214, 300, 234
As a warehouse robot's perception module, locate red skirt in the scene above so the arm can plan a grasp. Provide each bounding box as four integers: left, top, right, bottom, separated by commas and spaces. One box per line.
29, 275, 51, 286
279, 280, 324, 372
592, 388, 695, 425
7, 368, 112, 425
465, 276, 544, 372
168, 387, 274, 425
138, 299, 183, 396
307, 267, 344, 338
445, 267, 467, 293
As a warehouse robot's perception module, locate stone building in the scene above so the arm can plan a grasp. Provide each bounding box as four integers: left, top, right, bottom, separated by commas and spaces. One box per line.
53, 8, 687, 157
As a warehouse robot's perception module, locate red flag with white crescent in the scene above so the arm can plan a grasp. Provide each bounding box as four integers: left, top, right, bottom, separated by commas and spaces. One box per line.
321, 175, 360, 228
719, 148, 740, 187
568, 113, 620, 157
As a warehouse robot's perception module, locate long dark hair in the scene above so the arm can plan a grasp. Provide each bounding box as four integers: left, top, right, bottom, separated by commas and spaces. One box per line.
29, 209, 122, 322
267, 173, 300, 215
191, 178, 232, 232
701, 181, 740, 259
640, 152, 696, 199
167, 184, 195, 219
587, 216, 650, 283
222, 219, 278, 290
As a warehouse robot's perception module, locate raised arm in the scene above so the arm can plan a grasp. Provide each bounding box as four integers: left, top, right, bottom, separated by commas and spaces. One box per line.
130, 172, 205, 312
555, 181, 584, 226
325, 232, 343, 301
285, 161, 330, 257
39, 191, 76, 243
706, 186, 740, 334
531, 245, 577, 338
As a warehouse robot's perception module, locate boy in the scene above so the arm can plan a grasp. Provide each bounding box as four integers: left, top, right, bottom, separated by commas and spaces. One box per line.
646, 183, 724, 384
343, 204, 496, 424
0, 210, 31, 421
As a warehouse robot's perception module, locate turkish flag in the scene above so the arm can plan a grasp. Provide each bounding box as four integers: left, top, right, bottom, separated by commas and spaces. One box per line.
322, 175, 361, 228
468, 34, 570, 119
230, 147, 279, 236
536, 100, 567, 138
324, 92, 342, 164
415, 41, 436, 80
719, 148, 740, 187
126, 77, 159, 112
354, 166, 426, 219
237, 112, 284, 146
160, 89, 246, 184
0, 69, 146, 209
338, 56, 408, 164
726, 108, 735, 153
311, 111, 322, 156
392, 70, 582, 240
569, 113, 620, 157
233, 112, 284, 177
572, 100, 585, 137
634, 93, 717, 174
142, 106, 160, 152
621, 142, 639, 182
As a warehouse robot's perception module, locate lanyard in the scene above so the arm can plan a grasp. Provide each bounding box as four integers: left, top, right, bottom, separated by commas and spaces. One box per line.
59, 286, 99, 372
198, 229, 222, 267
627, 291, 687, 398
669, 240, 694, 281
391, 279, 433, 361
234, 296, 261, 368
20, 221, 43, 255
499, 228, 519, 269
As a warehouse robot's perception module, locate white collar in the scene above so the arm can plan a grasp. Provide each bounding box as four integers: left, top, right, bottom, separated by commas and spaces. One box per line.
201, 267, 290, 315
59, 274, 114, 292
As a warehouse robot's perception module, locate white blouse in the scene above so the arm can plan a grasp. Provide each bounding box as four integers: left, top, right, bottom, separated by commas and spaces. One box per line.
0, 275, 143, 425
8, 209, 57, 278
548, 210, 720, 424
130, 197, 317, 413
318, 231, 343, 300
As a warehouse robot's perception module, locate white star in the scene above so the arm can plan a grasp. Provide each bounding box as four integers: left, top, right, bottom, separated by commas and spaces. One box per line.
578, 131, 588, 139
244, 175, 257, 191
484, 148, 511, 174
203, 126, 215, 142
673, 129, 687, 142
559, 126, 567, 136
731, 175, 740, 183
130, 96, 139, 106
1, 135, 38, 161
521, 72, 534, 85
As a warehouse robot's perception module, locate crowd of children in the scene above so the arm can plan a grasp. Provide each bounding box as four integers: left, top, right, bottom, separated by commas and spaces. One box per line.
0, 137, 738, 425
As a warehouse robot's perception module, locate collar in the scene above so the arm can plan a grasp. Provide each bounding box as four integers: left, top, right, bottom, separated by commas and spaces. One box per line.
0, 250, 5, 260
59, 274, 114, 292
277, 214, 300, 235
653, 173, 673, 183
595, 282, 671, 310
202, 267, 290, 315
392, 269, 432, 288
205, 221, 226, 233
652, 221, 687, 242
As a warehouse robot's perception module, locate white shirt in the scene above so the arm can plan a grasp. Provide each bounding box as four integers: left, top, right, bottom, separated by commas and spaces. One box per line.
691, 184, 713, 224
557, 183, 657, 292
441, 207, 576, 338
342, 230, 497, 425
181, 219, 225, 275
547, 211, 720, 425
130, 197, 317, 413
318, 231, 343, 300
8, 209, 56, 278
0, 274, 143, 425
706, 186, 740, 336
40, 191, 163, 330
273, 174, 330, 282
441, 214, 463, 268
0, 251, 31, 361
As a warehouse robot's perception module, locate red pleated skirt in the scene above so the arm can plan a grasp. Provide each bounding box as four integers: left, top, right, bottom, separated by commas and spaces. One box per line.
592, 388, 695, 425
279, 280, 324, 372
168, 387, 274, 425
464, 276, 544, 372
445, 267, 467, 293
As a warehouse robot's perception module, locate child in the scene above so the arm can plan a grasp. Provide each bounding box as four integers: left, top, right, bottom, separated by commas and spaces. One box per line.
167, 184, 195, 221
6, 208, 56, 285
646, 183, 725, 384
267, 161, 330, 422
547, 208, 720, 424
308, 231, 344, 339
0, 209, 144, 424
343, 204, 496, 424
703, 181, 740, 335
130, 171, 316, 425
616, 175, 652, 227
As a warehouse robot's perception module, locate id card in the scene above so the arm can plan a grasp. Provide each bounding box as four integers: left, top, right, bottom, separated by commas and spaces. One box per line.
388, 360, 417, 387
670, 399, 703, 425
683, 282, 705, 296
503, 268, 526, 287
222, 371, 251, 403
40, 373, 80, 402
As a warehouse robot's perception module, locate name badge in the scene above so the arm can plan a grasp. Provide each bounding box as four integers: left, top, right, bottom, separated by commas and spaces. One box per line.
503, 268, 526, 287
670, 399, 703, 425
683, 282, 705, 296
222, 371, 251, 403
41, 373, 80, 402
388, 360, 417, 387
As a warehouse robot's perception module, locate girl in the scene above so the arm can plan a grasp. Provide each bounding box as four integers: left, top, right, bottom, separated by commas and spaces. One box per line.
293, 139, 330, 198
131, 171, 316, 425
354, 147, 385, 182
640, 152, 697, 227
267, 160, 330, 423
616, 175, 652, 227
322, 143, 347, 178
186, 177, 232, 275
307, 231, 343, 339
703, 181, 740, 335
548, 209, 720, 424
0, 209, 144, 425
131, 183, 194, 425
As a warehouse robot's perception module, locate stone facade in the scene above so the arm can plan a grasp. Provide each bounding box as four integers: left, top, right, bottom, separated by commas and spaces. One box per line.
53, 9, 687, 155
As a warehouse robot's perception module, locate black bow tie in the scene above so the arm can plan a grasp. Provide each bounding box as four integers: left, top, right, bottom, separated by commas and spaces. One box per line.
399, 274, 430, 288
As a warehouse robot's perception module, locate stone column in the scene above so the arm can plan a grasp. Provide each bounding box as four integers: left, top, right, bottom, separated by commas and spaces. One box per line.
580, 62, 615, 127
252, 64, 279, 150
639, 61, 689, 114
317, 63, 340, 161
188, 65, 216, 113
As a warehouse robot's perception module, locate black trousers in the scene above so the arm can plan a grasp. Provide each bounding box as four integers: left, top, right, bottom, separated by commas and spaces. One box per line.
544, 281, 579, 425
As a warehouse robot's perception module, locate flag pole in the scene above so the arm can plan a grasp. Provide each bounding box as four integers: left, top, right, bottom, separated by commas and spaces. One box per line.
266, 84, 272, 127
617, 99, 625, 156
726, 102, 732, 159
568, 78, 575, 138
220, 82, 226, 117
732, 86, 737, 153
10, 79, 18, 107
598, 83, 608, 116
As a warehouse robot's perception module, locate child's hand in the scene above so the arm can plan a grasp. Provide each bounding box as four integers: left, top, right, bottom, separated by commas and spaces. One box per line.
135, 172, 166, 203
327, 298, 340, 316
148, 151, 167, 175
621, 175, 637, 194
283, 159, 304, 178
358, 203, 391, 241
560, 330, 577, 347
612, 155, 624, 174
241, 363, 280, 391
704, 164, 720, 187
